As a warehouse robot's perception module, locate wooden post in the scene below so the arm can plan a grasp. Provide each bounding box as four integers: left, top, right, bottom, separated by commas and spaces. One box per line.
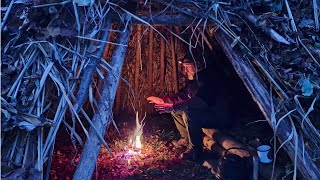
73, 20, 131, 180
95, 30, 113, 100
114, 78, 122, 115
170, 31, 178, 93
134, 25, 142, 108
148, 28, 154, 94
214, 29, 320, 179
160, 32, 165, 89
147, 27, 154, 112
74, 19, 111, 112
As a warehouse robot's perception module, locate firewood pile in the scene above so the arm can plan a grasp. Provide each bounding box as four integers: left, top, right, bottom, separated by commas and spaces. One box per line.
1, 0, 319, 179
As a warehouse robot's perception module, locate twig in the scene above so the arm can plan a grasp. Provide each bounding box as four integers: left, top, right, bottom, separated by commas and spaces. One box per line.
313, 0, 319, 31
72, 1, 81, 33
75, 36, 127, 46
1, 0, 15, 30
33, 0, 70, 8
7, 50, 38, 97
197, 27, 212, 50
22, 133, 30, 168
244, 13, 290, 45
254, 60, 289, 99
298, 37, 320, 68
284, 0, 297, 32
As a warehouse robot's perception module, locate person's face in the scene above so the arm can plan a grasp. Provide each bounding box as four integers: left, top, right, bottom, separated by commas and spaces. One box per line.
182, 62, 196, 80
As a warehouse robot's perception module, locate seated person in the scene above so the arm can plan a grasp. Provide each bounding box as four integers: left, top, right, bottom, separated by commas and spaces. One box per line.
147, 52, 233, 160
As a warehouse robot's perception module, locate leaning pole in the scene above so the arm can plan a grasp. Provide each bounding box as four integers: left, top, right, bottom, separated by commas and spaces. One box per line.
73, 17, 131, 180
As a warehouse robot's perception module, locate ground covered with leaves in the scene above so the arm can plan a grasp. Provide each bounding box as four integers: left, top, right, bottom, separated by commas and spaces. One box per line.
50, 114, 216, 179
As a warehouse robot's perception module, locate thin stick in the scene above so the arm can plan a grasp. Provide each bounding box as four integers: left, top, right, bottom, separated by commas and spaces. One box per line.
284, 0, 298, 32
148, 27, 154, 100
198, 28, 213, 50
8, 131, 20, 166
298, 37, 320, 68
33, 0, 70, 8
75, 36, 128, 46
160, 29, 165, 88
22, 133, 30, 168
314, 0, 319, 31
1, 0, 15, 30
134, 25, 142, 108
7, 50, 38, 97
170, 30, 178, 93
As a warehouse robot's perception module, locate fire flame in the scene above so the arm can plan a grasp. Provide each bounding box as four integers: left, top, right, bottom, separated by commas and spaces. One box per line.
128, 112, 144, 155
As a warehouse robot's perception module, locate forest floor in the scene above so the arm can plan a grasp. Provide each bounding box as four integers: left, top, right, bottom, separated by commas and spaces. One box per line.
50, 113, 290, 179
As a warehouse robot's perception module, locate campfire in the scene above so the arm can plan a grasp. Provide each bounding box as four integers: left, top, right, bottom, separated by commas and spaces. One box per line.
128, 112, 144, 151
119, 112, 146, 164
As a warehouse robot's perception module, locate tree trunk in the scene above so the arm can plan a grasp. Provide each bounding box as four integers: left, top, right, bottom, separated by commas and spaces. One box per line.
170, 32, 178, 93
73, 22, 131, 180
134, 25, 142, 108
214, 29, 320, 179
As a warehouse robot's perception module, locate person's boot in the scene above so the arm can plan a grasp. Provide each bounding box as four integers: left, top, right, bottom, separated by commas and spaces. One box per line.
172, 137, 189, 147
181, 148, 202, 161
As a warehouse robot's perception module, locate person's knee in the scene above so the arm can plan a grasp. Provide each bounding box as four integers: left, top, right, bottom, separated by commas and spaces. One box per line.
171, 110, 184, 117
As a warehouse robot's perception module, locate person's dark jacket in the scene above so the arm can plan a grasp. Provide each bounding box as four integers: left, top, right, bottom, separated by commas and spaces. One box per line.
163, 66, 231, 111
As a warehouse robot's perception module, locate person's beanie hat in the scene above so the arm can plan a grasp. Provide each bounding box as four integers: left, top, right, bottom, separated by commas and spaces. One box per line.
177, 50, 206, 70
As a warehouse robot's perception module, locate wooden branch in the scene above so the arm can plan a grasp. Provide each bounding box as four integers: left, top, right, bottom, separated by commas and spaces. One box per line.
191, 27, 202, 48
243, 13, 290, 45
73, 18, 111, 112
134, 25, 142, 108
214, 29, 320, 179
198, 28, 213, 50
146, 27, 154, 112
111, 13, 211, 25
95, 30, 113, 100
73, 20, 131, 180
148, 27, 154, 101
115, 79, 122, 115
202, 129, 251, 158
160, 30, 165, 88
170, 30, 178, 93
314, 0, 320, 31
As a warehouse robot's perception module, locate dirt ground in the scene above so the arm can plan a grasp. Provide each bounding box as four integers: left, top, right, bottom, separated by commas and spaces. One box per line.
50, 113, 290, 179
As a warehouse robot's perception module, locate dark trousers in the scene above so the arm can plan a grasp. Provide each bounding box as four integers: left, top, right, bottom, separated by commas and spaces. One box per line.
186, 104, 231, 153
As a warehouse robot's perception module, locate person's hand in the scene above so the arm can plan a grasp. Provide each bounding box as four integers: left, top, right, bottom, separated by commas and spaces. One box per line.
147, 96, 164, 104
154, 103, 174, 114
